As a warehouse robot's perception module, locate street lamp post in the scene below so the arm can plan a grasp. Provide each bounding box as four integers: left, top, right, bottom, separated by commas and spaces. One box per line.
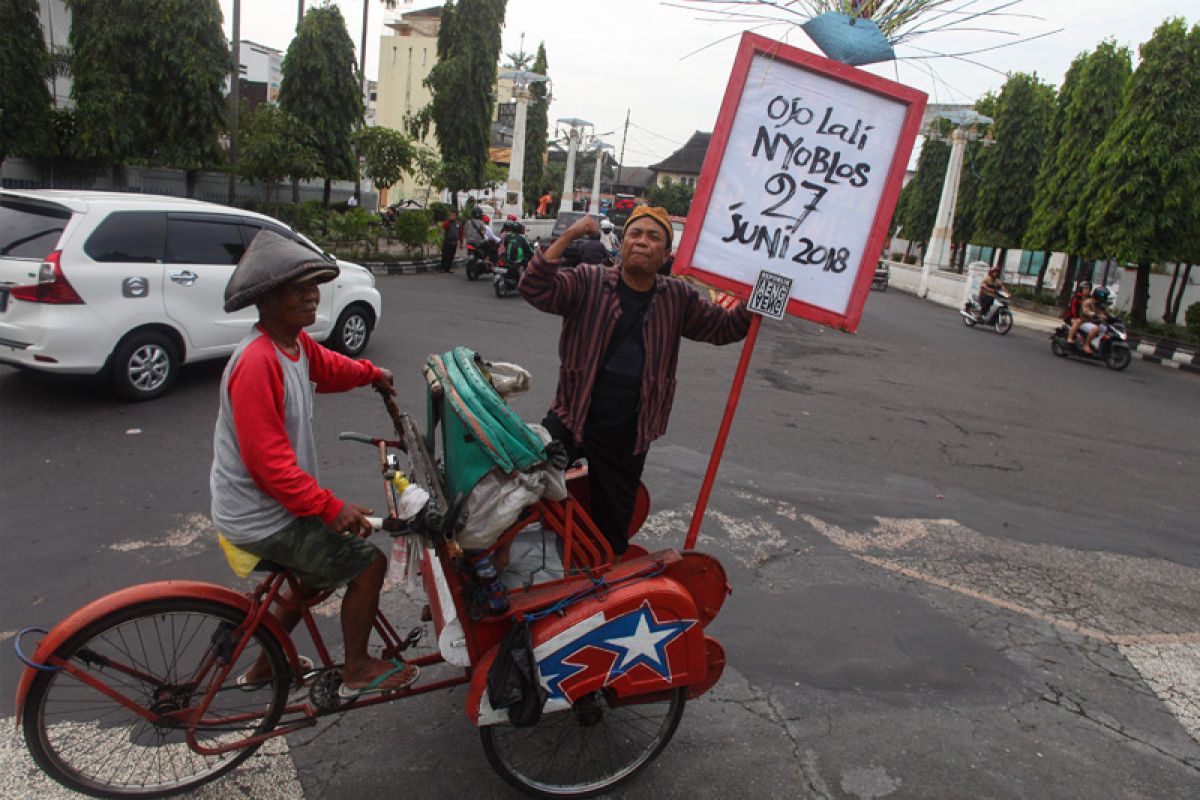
918, 111, 993, 298
499, 69, 548, 220
557, 118, 592, 213
587, 141, 613, 215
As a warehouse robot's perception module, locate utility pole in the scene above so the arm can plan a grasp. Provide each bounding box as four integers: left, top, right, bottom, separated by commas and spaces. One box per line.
615, 108, 630, 191
355, 0, 369, 205
227, 0, 241, 205
298, 0, 304, 29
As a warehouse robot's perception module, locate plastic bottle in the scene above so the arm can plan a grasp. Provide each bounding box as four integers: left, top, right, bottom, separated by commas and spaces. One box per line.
472, 554, 510, 614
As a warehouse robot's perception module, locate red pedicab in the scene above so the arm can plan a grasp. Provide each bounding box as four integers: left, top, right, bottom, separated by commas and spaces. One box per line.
13, 348, 731, 798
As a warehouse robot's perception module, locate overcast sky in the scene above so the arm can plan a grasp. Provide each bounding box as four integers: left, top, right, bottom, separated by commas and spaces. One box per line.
218, 1, 1195, 166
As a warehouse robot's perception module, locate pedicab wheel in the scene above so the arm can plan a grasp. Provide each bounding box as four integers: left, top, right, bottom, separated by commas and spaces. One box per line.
23, 599, 289, 798
1051, 337, 1069, 358
994, 310, 1014, 335
1105, 346, 1132, 371
480, 687, 687, 798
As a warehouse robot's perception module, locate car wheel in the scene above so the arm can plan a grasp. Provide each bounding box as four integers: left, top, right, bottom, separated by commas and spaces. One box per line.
330, 304, 373, 357
109, 331, 179, 401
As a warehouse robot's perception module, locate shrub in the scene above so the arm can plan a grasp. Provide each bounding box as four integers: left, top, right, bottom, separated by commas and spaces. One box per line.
1185, 302, 1200, 337
392, 209, 434, 250
428, 201, 451, 223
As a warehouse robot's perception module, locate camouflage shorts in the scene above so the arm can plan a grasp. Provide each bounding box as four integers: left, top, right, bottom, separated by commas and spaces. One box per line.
238, 516, 381, 590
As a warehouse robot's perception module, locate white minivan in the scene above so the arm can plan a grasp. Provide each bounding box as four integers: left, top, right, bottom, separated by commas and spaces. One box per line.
0, 190, 382, 400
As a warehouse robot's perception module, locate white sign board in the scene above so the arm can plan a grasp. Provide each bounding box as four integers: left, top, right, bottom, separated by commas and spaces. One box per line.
675, 34, 926, 332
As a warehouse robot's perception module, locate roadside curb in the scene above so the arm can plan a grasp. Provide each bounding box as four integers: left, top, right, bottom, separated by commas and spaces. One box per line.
1129, 338, 1200, 375
363, 260, 454, 275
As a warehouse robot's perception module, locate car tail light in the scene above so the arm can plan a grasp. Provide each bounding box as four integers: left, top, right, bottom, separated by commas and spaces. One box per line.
10, 251, 84, 305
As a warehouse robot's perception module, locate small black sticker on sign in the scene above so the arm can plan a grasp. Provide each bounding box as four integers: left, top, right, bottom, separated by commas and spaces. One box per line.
747, 270, 793, 320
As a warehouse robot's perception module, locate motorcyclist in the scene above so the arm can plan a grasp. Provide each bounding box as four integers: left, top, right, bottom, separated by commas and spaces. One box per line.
977, 265, 1006, 320
505, 222, 533, 273
1063, 280, 1092, 346
599, 218, 619, 258
464, 207, 499, 264
1079, 286, 1110, 355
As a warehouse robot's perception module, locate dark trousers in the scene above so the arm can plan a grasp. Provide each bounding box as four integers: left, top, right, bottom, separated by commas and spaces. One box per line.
543, 414, 646, 556
979, 293, 995, 317
440, 240, 457, 271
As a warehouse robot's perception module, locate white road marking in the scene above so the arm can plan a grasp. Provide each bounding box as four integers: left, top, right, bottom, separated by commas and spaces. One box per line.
1120, 643, 1200, 746
0, 717, 303, 799
109, 512, 213, 555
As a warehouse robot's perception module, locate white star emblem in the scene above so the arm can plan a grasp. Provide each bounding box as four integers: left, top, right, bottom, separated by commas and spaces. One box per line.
604, 612, 678, 672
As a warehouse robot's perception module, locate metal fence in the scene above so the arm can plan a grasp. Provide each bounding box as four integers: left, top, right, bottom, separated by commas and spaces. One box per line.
1, 158, 376, 210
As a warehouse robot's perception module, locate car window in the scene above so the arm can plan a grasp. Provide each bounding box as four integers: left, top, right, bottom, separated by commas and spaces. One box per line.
84, 211, 165, 263
166, 217, 246, 265
0, 199, 71, 258
239, 222, 327, 260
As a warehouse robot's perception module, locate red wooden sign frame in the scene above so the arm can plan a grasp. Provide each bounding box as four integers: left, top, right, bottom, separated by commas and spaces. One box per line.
673, 32, 927, 333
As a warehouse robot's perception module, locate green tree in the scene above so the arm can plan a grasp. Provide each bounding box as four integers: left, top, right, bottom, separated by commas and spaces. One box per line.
1, 0, 53, 164
280, 3, 363, 206
238, 103, 320, 211
1085, 19, 1200, 327
972, 73, 1056, 265
151, 0, 230, 196
67, 0, 155, 178
522, 42, 549, 212
413, 0, 507, 206
898, 137, 949, 256
411, 144, 446, 204
353, 126, 415, 195
1024, 42, 1132, 302
644, 178, 693, 216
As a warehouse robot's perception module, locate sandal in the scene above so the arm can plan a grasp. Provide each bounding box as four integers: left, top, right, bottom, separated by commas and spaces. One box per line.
337, 659, 420, 699
236, 654, 314, 690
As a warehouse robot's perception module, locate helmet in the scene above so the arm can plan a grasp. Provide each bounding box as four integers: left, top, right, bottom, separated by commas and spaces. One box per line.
1078, 280, 1092, 291
482, 214, 490, 224
600, 219, 613, 231
501, 220, 516, 233
1092, 287, 1110, 304
513, 222, 525, 235
506, 213, 519, 222
471, 206, 484, 220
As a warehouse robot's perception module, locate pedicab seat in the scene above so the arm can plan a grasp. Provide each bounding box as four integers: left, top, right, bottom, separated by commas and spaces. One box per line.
423, 347, 548, 503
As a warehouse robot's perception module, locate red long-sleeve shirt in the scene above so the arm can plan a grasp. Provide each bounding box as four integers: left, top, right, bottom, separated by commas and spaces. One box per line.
210, 327, 380, 543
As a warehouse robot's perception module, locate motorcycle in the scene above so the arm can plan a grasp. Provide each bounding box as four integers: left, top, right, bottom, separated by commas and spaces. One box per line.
464, 241, 498, 282
492, 256, 525, 297
1050, 318, 1132, 371
961, 289, 1014, 335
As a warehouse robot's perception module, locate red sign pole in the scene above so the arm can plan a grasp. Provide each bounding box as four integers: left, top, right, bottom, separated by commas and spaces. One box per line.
684, 313, 762, 550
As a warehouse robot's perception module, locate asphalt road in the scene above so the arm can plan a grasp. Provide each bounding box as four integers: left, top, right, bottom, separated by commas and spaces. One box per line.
1, 271, 1197, 799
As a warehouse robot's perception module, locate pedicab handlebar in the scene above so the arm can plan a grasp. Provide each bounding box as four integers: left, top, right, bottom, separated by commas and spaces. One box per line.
339, 388, 461, 549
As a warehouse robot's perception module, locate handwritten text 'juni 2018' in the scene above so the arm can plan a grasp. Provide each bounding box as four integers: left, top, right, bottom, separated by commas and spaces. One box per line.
721, 95, 877, 274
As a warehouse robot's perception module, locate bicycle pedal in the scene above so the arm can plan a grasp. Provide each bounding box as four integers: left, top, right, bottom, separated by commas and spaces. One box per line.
309, 669, 350, 711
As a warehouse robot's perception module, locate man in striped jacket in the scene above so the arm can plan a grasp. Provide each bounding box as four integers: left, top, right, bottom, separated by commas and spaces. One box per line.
520, 206, 752, 555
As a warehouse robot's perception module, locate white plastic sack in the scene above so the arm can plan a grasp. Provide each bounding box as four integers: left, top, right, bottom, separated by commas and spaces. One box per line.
500, 524, 565, 591
455, 424, 567, 551
486, 361, 532, 398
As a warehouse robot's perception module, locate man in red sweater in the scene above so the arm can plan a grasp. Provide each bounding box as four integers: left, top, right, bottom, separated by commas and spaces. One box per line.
211, 230, 417, 696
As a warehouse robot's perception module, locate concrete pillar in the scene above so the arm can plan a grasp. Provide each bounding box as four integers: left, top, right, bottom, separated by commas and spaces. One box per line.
562, 128, 581, 212
504, 85, 529, 219
921, 127, 967, 297
588, 150, 606, 215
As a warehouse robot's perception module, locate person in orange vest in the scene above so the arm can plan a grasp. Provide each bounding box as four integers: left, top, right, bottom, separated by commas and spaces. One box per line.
536, 192, 552, 218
